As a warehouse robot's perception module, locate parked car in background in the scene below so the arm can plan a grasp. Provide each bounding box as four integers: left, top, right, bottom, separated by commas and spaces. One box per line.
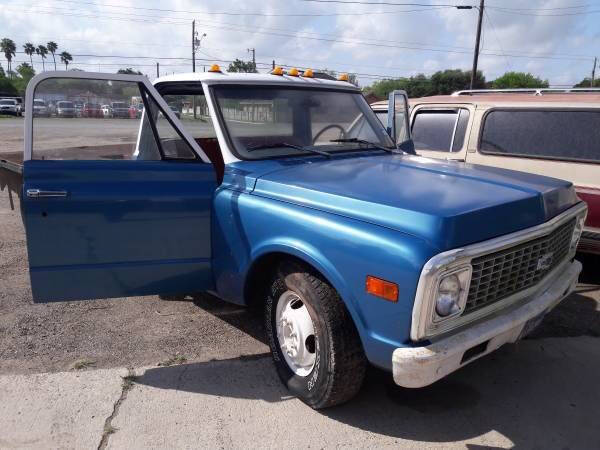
101, 104, 113, 118
74, 100, 84, 117
111, 101, 129, 118
0, 98, 19, 116
81, 102, 103, 118
56, 101, 75, 118
32, 99, 49, 117
129, 103, 143, 118
14, 97, 24, 116
1, 71, 587, 409
371, 88, 600, 255
168, 103, 181, 119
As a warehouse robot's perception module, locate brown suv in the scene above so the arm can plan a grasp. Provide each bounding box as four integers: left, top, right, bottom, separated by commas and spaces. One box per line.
371, 88, 600, 255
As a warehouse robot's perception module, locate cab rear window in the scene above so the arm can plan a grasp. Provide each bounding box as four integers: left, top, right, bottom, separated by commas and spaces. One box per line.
480, 109, 600, 163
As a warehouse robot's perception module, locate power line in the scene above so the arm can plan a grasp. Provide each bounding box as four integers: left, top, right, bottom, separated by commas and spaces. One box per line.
483, 6, 511, 72
6, 4, 596, 62
487, 6, 600, 16
10, 0, 455, 17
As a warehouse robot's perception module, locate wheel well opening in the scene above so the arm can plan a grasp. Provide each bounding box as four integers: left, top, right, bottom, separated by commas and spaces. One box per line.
244, 252, 292, 309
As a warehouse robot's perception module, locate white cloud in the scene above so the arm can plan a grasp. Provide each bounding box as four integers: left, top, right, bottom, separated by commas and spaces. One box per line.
0, 0, 596, 87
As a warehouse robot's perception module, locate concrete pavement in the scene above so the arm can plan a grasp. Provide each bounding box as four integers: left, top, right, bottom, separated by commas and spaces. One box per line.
1, 336, 599, 449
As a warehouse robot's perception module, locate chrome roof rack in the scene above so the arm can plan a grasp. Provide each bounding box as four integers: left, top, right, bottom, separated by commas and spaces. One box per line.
451, 88, 600, 96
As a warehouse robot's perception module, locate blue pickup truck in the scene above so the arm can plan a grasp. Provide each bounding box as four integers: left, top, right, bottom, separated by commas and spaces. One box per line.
1, 69, 587, 408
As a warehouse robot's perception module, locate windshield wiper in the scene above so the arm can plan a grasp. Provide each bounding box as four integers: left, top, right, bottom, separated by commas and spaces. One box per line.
246, 142, 331, 158
330, 138, 404, 154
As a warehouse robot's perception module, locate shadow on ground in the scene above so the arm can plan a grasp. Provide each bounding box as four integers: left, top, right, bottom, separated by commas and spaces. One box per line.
135, 334, 599, 447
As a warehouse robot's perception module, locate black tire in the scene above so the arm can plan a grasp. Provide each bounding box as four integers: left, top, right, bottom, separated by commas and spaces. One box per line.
265, 260, 367, 409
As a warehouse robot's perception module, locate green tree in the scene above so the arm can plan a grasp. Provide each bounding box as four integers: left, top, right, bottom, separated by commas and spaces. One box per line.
36, 45, 48, 71
47, 41, 58, 70
1, 38, 17, 77
227, 58, 257, 73
364, 69, 485, 98
573, 77, 600, 88
430, 69, 485, 94
0, 63, 5, 78
117, 68, 142, 75
0, 77, 18, 96
16, 62, 35, 81
491, 71, 549, 89
60, 51, 73, 70
364, 74, 432, 98
23, 43, 36, 67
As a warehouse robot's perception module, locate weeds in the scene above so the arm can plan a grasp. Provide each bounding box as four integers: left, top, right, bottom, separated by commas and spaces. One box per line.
71, 358, 96, 370
158, 354, 187, 367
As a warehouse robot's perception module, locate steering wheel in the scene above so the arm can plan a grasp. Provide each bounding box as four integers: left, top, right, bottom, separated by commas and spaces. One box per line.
312, 124, 346, 145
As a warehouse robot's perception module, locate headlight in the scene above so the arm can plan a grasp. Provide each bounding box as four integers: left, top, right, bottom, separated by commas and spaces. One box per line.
570, 213, 587, 253
433, 266, 472, 322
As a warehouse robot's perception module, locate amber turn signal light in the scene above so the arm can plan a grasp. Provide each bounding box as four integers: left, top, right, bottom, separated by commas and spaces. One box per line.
208, 64, 221, 73
271, 66, 284, 76
366, 276, 398, 302
338, 73, 349, 82
302, 68, 314, 78
287, 67, 299, 77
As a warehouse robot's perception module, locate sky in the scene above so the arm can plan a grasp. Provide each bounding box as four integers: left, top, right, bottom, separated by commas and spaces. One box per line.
1, 0, 599, 88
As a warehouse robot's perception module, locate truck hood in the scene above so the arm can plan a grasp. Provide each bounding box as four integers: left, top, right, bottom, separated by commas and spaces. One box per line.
249, 154, 578, 251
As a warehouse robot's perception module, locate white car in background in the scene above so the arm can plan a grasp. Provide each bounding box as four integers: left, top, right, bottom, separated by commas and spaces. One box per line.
101, 104, 113, 118
32, 99, 49, 117
0, 98, 19, 116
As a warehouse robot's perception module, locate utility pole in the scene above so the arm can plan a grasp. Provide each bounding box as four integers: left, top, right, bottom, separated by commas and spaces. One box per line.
272, 60, 275, 70
592, 57, 597, 87
192, 20, 196, 72
247, 48, 256, 71
156, 62, 159, 78
470, 0, 484, 90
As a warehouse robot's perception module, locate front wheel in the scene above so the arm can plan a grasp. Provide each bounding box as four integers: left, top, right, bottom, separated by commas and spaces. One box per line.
265, 261, 367, 409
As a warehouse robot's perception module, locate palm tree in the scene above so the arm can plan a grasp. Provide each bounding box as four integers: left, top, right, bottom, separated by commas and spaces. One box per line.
47, 41, 58, 70
60, 51, 72, 70
23, 43, 36, 67
0, 38, 16, 77
36, 45, 48, 71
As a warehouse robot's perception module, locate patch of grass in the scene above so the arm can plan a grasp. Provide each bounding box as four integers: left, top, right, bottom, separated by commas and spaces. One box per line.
71, 358, 96, 370
104, 424, 118, 435
158, 354, 187, 367
121, 374, 138, 391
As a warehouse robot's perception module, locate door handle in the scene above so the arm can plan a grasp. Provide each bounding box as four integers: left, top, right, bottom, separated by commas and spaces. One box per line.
26, 189, 68, 198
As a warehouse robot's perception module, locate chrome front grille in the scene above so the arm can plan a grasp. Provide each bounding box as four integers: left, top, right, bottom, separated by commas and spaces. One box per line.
465, 218, 576, 314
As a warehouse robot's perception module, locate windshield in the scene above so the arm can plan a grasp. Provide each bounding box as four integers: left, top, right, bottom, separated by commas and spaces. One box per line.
212, 86, 394, 159
112, 102, 126, 108
58, 101, 73, 108
0, 100, 15, 105
34, 100, 45, 106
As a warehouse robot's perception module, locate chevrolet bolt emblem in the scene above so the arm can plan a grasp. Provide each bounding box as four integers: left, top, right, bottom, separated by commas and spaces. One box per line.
536, 253, 553, 271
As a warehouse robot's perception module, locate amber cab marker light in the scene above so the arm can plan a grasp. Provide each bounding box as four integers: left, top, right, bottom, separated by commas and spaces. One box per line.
271, 66, 284, 76
208, 64, 221, 73
287, 67, 299, 77
338, 73, 349, 82
302, 68, 314, 78
366, 276, 398, 302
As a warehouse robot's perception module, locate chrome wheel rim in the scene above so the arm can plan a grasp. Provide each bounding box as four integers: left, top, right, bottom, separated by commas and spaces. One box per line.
275, 290, 317, 377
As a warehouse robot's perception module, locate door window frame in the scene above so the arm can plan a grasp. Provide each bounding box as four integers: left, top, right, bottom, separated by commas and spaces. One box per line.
24, 71, 212, 163
410, 105, 473, 153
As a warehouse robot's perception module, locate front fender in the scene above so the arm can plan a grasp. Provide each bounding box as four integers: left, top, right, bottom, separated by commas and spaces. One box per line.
212, 188, 440, 370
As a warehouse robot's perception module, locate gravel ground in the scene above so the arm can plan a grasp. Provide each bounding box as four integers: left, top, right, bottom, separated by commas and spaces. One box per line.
0, 187, 598, 376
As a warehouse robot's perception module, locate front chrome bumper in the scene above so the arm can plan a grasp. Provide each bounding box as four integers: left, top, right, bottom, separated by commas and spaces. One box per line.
392, 259, 581, 388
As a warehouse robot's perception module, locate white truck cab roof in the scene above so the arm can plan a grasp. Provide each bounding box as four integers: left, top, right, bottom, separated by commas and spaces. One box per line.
153, 71, 359, 90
